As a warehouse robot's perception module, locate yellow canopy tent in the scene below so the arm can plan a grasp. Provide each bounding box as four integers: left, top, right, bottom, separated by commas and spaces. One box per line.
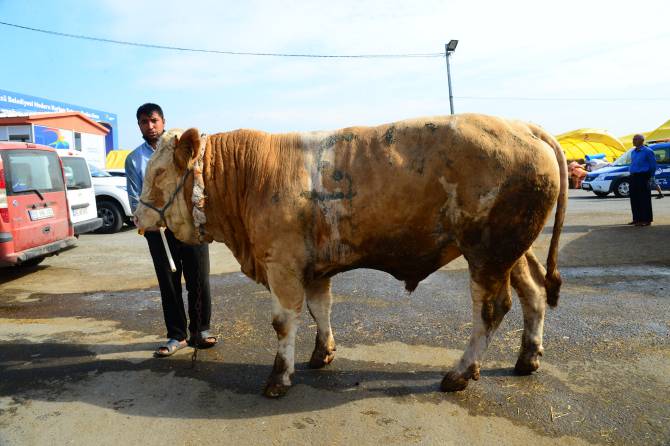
645, 119, 670, 142
618, 132, 647, 149
618, 119, 670, 147
105, 149, 131, 170
556, 129, 626, 162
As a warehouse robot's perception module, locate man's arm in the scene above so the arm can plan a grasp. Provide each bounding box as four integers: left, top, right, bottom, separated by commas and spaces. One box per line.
125, 153, 141, 213
647, 150, 657, 176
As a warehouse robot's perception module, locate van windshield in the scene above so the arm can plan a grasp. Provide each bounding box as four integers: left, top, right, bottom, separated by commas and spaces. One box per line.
1, 150, 65, 195
61, 157, 92, 189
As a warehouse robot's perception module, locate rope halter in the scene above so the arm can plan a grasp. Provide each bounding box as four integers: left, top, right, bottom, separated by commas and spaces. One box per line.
138, 168, 192, 227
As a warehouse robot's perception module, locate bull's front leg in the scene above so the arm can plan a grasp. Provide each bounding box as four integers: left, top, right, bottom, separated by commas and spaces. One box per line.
264, 264, 305, 398
441, 274, 512, 391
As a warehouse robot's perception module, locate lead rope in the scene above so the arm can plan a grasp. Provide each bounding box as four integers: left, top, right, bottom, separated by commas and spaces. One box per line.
191, 134, 208, 368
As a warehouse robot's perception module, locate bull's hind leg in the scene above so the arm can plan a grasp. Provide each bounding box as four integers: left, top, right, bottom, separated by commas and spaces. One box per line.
264, 265, 305, 398
510, 251, 547, 375
441, 271, 513, 392
305, 278, 336, 368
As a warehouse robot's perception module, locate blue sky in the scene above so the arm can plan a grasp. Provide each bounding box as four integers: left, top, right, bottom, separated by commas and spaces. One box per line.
1, 0, 669, 149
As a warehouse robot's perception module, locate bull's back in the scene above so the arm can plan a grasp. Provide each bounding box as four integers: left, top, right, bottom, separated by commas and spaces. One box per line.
296, 114, 560, 283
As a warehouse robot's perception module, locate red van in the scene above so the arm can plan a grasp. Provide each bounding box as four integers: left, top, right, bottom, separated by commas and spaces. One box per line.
0, 142, 77, 267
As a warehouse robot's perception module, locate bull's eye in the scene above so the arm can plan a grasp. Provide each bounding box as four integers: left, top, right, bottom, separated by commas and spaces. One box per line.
154, 167, 166, 178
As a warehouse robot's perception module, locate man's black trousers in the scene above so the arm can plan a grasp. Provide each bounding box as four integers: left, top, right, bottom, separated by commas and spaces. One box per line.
629, 172, 653, 224
145, 229, 212, 341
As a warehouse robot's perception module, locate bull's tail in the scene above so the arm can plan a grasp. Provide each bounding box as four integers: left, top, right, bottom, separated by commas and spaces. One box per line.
538, 130, 568, 307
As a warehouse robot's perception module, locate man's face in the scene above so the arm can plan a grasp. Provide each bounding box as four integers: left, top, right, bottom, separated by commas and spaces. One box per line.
633, 135, 644, 148
138, 111, 165, 145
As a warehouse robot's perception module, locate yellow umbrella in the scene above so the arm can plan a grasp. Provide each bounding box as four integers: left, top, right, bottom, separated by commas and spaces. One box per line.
556, 129, 626, 162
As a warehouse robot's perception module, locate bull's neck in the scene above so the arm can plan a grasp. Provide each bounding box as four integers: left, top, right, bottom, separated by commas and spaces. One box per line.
201, 130, 273, 284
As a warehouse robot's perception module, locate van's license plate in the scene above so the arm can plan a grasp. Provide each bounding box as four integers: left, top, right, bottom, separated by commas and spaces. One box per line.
29, 207, 55, 221
72, 207, 87, 217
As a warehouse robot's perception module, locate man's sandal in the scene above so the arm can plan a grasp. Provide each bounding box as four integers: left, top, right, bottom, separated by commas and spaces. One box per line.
188, 330, 218, 349
154, 339, 187, 357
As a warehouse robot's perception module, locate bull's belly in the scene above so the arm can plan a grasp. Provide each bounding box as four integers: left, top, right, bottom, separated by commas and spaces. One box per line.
312, 235, 461, 290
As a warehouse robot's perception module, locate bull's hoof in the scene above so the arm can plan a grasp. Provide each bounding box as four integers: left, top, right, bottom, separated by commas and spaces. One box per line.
440, 371, 470, 392
308, 348, 335, 369
514, 346, 542, 375
263, 381, 291, 398
514, 356, 540, 375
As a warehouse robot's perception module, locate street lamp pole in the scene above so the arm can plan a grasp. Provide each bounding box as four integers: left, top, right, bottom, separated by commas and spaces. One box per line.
444, 40, 458, 115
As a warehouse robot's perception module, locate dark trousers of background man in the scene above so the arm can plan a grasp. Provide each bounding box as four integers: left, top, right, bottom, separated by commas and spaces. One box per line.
629, 172, 653, 224
144, 229, 212, 341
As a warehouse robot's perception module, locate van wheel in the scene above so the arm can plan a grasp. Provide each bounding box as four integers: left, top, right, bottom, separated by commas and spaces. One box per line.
613, 179, 631, 198
96, 200, 124, 234
20, 257, 45, 267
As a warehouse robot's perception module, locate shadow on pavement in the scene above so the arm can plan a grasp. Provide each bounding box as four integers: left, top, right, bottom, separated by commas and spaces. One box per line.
0, 264, 49, 283
558, 224, 670, 266
0, 340, 487, 420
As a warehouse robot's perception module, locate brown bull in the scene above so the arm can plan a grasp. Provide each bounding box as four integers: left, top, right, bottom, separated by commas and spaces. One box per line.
134, 114, 567, 397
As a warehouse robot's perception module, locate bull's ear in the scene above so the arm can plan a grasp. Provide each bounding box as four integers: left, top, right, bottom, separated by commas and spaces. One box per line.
174, 128, 201, 170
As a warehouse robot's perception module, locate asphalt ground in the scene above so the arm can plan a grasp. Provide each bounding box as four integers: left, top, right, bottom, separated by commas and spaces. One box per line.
0, 190, 668, 445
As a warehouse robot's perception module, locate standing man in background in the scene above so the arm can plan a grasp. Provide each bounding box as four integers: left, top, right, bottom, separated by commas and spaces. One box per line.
627, 134, 657, 227
126, 103, 217, 356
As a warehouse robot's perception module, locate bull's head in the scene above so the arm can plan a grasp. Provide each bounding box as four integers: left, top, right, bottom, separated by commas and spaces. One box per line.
134, 128, 203, 244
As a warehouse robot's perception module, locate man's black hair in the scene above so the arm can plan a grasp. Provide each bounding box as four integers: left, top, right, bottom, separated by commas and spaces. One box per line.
136, 103, 164, 121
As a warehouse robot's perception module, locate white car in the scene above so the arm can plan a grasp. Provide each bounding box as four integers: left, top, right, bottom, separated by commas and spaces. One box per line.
57, 150, 103, 235
88, 164, 133, 233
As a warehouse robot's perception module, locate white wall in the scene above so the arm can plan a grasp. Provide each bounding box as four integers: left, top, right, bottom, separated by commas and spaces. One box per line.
81, 132, 106, 168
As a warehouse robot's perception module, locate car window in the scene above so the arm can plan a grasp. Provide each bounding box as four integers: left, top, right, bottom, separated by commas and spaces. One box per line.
88, 163, 111, 177
1, 149, 65, 195
612, 149, 633, 166
61, 157, 92, 189
653, 148, 669, 164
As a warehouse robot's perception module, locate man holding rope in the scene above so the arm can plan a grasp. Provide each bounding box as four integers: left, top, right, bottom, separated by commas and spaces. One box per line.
126, 103, 217, 357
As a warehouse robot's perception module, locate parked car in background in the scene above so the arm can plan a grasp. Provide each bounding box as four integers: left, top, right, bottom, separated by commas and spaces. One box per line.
581, 142, 670, 197
88, 164, 133, 233
105, 168, 126, 178
0, 142, 77, 267
57, 150, 103, 235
